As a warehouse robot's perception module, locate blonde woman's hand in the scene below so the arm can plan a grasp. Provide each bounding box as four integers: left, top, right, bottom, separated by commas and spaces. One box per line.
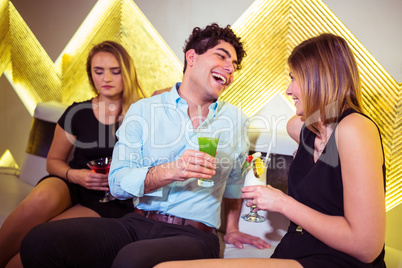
67, 169, 109, 191
241, 184, 287, 213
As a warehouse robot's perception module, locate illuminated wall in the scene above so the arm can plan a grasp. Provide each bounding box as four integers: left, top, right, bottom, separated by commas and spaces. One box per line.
221, 0, 402, 211
0, 0, 401, 210
0, 0, 183, 114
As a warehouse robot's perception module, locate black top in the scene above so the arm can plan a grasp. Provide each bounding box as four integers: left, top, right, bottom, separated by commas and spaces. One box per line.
40, 99, 134, 218
58, 99, 118, 169
271, 109, 386, 267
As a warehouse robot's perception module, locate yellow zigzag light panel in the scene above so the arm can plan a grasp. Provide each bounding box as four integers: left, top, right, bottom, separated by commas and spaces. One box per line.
0, 0, 183, 113
224, 0, 401, 211
0, 150, 19, 170
59, 0, 183, 105
1, 0, 401, 210
0, 0, 10, 81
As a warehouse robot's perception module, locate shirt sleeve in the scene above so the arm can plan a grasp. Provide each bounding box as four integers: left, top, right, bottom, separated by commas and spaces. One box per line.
109, 101, 161, 200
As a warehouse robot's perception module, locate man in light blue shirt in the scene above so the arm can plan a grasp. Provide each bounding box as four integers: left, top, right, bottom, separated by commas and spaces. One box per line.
109, 81, 249, 229
20, 23, 269, 268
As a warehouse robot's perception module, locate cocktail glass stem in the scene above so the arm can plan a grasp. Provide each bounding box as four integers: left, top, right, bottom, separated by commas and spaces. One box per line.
241, 155, 269, 223
241, 205, 266, 222
86, 157, 113, 203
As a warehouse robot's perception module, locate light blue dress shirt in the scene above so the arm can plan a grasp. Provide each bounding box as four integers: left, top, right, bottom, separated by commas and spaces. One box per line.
109, 83, 249, 228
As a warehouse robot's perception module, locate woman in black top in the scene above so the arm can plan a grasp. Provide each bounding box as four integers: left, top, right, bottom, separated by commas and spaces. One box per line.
0, 41, 146, 267
156, 34, 386, 267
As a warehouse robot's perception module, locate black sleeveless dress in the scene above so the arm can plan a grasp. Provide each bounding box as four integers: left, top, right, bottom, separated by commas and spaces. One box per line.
271, 109, 386, 267
38, 100, 134, 218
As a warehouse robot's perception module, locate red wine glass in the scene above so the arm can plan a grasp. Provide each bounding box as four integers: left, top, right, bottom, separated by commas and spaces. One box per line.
87, 157, 114, 203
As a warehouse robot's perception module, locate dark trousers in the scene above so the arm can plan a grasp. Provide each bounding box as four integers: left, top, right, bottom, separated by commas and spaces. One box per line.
20, 213, 220, 268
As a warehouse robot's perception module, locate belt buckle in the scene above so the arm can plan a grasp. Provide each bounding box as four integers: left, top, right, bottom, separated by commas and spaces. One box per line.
145, 211, 154, 218
144, 210, 157, 219
166, 214, 175, 224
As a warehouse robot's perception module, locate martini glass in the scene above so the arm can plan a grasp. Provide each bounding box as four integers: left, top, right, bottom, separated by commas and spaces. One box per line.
241, 156, 269, 223
87, 157, 115, 203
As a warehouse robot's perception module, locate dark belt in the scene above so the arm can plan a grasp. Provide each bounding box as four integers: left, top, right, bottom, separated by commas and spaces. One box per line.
134, 208, 216, 235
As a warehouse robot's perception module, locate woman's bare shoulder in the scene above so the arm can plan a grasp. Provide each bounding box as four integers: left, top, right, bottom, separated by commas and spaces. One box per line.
336, 112, 382, 159
287, 115, 304, 144
337, 112, 378, 138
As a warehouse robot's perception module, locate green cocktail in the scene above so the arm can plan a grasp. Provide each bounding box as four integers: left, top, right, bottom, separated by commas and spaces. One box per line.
198, 137, 219, 156
197, 132, 220, 187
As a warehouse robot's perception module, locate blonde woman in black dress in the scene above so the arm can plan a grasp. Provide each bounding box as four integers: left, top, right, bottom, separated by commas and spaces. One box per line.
0, 41, 145, 268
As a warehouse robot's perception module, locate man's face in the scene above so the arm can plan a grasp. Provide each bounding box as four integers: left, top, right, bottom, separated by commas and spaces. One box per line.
190, 41, 238, 100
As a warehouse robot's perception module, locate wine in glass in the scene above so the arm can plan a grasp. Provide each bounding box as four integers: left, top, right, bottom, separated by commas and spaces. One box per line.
241, 155, 269, 223
87, 157, 115, 203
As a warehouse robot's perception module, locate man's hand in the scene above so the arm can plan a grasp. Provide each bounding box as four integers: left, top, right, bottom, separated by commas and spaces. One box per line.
145, 149, 216, 192
165, 149, 216, 182
224, 230, 271, 249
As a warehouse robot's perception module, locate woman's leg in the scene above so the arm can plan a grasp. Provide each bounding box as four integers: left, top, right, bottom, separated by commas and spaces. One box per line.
51, 203, 101, 220
0, 177, 71, 268
4, 204, 101, 268
154, 258, 303, 268
3, 253, 21, 268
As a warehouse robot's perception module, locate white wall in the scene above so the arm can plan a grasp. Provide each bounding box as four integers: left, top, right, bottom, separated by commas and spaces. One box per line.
324, 0, 402, 82
134, 0, 255, 64
0, 0, 97, 165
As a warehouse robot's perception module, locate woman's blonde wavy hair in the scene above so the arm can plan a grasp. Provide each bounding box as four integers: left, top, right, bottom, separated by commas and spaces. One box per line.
86, 40, 146, 116
288, 33, 363, 134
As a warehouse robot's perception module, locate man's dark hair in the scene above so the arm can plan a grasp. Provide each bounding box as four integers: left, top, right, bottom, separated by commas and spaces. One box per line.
182, 23, 246, 73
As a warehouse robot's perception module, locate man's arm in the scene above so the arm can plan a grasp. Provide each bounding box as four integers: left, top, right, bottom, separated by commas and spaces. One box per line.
223, 198, 270, 249
143, 150, 217, 193
109, 100, 218, 199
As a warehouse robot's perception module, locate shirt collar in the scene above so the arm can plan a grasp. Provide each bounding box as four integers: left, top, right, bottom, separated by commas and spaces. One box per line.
165, 83, 182, 108
209, 100, 219, 117
166, 82, 220, 116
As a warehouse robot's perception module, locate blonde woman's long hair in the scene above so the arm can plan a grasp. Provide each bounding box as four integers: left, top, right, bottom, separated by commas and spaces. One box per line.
288, 33, 363, 134
86, 40, 146, 117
